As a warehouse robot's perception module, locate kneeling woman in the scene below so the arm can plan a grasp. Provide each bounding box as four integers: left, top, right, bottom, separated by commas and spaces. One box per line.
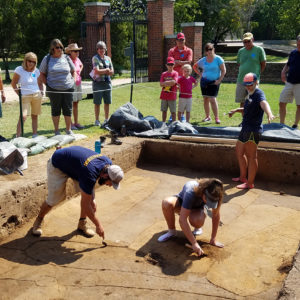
158, 178, 224, 256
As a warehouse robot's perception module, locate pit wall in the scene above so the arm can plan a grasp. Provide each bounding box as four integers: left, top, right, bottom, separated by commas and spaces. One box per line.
139, 140, 300, 184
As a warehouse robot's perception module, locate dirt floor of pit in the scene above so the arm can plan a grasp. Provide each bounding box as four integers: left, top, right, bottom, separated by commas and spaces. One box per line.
0, 162, 300, 300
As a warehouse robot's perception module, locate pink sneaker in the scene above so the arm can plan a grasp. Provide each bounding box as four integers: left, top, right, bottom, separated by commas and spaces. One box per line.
215, 118, 221, 124
236, 182, 254, 189
202, 116, 211, 122
232, 177, 247, 183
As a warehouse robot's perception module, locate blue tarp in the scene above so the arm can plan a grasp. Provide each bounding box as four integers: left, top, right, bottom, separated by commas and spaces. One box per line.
106, 103, 300, 143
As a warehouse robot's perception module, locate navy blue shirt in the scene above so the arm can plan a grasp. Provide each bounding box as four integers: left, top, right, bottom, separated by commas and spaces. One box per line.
242, 88, 266, 133
52, 146, 112, 195
287, 50, 300, 84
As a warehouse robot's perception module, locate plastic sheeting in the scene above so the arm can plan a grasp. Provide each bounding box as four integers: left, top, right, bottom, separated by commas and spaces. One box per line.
106, 103, 300, 143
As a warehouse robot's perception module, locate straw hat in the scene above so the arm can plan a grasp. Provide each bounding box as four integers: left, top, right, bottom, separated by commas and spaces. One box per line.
65, 43, 82, 54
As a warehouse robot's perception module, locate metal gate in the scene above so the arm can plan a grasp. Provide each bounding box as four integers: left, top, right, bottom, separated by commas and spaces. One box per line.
104, 0, 148, 83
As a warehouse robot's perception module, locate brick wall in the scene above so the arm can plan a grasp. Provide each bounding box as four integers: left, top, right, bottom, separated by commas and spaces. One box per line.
147, 0, 174, 81
223, 61, 286, 83
82, 2, 111, 79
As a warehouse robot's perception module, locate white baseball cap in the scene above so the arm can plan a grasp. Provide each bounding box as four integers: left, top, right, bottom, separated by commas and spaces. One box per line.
107, 165, 124, 190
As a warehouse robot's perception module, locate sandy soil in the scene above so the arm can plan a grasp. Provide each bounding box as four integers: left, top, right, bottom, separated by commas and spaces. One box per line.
0, 159, 300, 299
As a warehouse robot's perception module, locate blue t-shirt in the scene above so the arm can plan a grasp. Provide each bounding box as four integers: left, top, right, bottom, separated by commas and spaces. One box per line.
52, 146, 112, 195
197, 55, 224, 81
177, 180, 205, 210
242, 88, 266, 133
287, 49, 300, 84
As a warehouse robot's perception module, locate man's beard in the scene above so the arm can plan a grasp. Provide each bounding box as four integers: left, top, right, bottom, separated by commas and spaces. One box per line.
98, 177, 107, 185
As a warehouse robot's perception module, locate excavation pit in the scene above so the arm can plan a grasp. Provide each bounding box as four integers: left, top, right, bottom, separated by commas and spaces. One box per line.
0, 137, 299, 299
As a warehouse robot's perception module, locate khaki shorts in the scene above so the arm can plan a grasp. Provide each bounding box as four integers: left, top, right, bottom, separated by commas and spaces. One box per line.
178, 97, 192, 113
46, 159, 80, 206
279, 82, 300, 105
73, 84, 82, 102
22, 93, 42, 116
160, 99, 176, 113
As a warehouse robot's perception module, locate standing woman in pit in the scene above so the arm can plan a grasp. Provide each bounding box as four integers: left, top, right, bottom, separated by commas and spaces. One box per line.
193, 43, 226, 124
229, 73, 275, 189
39, 39, 75, 135
11, 52, 43, 137
91, 41, 114, 126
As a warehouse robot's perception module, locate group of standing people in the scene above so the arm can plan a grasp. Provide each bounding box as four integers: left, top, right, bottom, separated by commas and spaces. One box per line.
4, 38, 113, 137
160, 33, 226, 124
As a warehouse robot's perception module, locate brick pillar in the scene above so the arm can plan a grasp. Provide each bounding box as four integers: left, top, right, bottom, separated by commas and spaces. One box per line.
82, 2, 111, 79
181, 22, 205, 63
147, 0, 175, 81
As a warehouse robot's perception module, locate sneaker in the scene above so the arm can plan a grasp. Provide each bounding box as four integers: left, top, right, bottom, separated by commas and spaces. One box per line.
71, 124, 78, 130
232, 177, 247, 183
292, 124, 298, 129
157, 230, 176, 242
77, 219, 95, 237
32, 217, 43, 236
66, 130, 74, 136
236, 182, 254, 189
202, 116, 211, 122
75, 123, 84, 129
215, 118, 221, 124
32, 134, 39, 138
94, 120, 101, 126
192, 228, 203, 236
54, 130, 61, 136
181, 115, 186, 122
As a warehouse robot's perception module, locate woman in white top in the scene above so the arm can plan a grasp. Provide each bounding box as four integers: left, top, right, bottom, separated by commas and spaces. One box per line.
11, 52, 43, 137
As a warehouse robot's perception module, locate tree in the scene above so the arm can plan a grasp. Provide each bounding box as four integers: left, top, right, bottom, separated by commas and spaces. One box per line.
0, 0, 21, 81
174, 0, 241, 46
277, 0, 300, 39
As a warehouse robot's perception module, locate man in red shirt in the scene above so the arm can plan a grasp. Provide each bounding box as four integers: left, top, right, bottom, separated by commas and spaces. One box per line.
168, 32, 193, 76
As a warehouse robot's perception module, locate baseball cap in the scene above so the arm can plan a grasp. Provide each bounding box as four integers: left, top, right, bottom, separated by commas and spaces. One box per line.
243, 73, 257, 86
107, 165, 124, 190
243, 32, 253, 41
167, 57, 175, 64
176, 32, 185, 40
204, 190, 219, 209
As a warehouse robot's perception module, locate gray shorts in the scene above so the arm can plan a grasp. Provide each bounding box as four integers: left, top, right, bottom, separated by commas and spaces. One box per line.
279, 82, 300, 105
161, 100, 176, 113
178, 97, 192, 113
93, 81, 112, 105
73, 84, 82, 102
235, 82, 247, 103
46, 159, 80, 206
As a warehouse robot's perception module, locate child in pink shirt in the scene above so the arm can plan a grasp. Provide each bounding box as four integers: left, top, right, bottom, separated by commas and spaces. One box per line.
160, 57, 178, 122
177, 64, 198, 122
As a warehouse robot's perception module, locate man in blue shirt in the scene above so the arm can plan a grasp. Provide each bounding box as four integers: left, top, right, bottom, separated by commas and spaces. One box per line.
279, 35, 300, 129
32, 146, 124, 239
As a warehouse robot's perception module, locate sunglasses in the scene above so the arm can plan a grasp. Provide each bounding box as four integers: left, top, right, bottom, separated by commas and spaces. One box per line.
71, 50, 79, 53
27, 60, 36, 64
243, 40, 251, 44
55, 46, 63, 50
206, 48, 213, 51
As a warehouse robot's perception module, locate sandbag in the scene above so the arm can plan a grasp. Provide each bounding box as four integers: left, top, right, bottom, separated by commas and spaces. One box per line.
38, 139, 59, 149
10, 137, 36, 149
32, 135, 48, 143
29, 144, 46, 155
50, 135, 75, 146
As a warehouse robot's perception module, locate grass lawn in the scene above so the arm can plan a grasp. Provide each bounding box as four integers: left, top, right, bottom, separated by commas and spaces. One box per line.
0, 81, 296, 140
